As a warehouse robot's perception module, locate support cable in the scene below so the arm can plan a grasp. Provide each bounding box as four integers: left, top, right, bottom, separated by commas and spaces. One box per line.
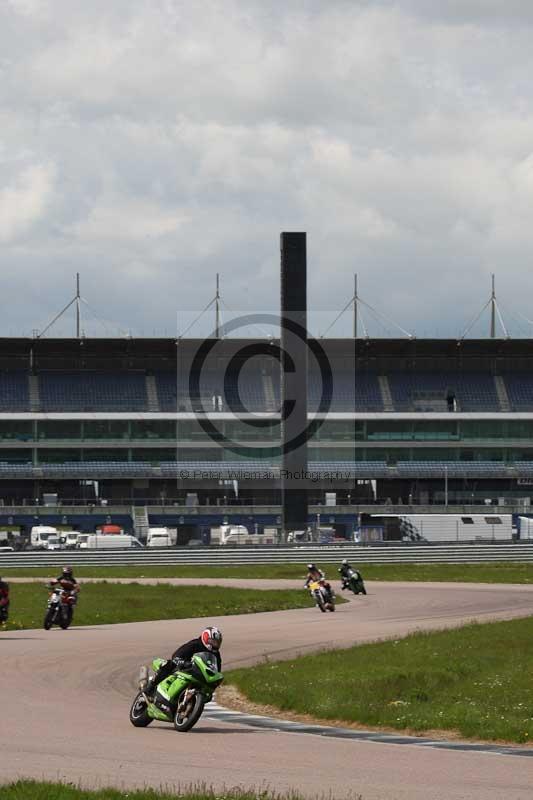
459, 298, 491, 340
177, 297, 216, 339
37, 297, 78, 338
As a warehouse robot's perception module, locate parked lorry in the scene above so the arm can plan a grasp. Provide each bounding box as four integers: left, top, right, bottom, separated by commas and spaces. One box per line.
396, 513, 513, 542
518, 516, 533, 540
96, 524, 123, 535
77, 534, 144, 549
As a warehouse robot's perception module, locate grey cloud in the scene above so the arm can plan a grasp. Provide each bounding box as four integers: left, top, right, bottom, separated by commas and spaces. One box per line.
0, 1, 532, 339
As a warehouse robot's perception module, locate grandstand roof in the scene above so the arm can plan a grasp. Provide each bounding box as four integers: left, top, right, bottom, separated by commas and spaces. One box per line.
1, 337, 533, 371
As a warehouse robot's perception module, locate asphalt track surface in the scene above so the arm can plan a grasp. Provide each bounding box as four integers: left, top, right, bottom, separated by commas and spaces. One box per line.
2, 580, 533, 799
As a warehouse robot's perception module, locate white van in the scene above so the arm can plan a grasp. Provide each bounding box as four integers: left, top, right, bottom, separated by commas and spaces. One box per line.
62, 531, 82, 549
30, 525, 59, 549
217, 525, 264, 545
77, 534, 144, 549
147, 528, 177, 548
45, 534, 62, 551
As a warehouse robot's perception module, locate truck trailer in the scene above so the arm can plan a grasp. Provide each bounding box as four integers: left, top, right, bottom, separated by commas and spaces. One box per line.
397, 514, 513, 543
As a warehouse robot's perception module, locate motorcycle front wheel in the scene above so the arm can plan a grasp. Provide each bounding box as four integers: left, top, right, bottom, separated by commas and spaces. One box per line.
313, 592, 326, 612
173, 690, 204, 732
43, 608, 55, 630
129, 692, 153, 727
60, 606, 73, 630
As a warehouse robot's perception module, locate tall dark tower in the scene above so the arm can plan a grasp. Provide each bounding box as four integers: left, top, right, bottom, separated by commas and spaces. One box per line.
280, 232, 308, 537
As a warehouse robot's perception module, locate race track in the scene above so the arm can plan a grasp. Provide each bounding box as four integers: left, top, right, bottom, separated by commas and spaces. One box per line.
2, 580, 533, 800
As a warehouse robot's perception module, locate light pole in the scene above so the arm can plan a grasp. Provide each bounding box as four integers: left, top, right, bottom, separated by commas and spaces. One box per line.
444, 465, 448, 508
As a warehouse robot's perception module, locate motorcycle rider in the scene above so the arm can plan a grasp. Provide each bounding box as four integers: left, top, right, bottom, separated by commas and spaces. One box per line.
338, 558, 355, 589
0, 575, 9, 623
304, 564, 333, 600
49, 566, 80, 601
304, 563, 324, 586
144, 626, 223, 697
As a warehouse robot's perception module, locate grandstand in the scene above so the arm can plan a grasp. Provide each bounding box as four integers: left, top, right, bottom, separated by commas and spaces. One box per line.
1, 336, 533, 539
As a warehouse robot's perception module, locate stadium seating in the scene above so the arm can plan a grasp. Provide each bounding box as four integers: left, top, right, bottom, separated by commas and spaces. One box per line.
0, 367, 530, 414
157, 368, 273, 412
39, 372, 147, 411
503, 373, 533, 410
0, 372, 29, 411
0, 458, 531, 480
223, 364, 269, 412
0, 368, 523, 413
154, 372, 178, 411
396, 461, 513, 478
388, 371, 499, 411
304, 371, 384, 411
156, 371, 225, 412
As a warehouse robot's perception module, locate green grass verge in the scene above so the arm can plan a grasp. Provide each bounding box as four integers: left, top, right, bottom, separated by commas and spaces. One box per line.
227, 616, 533, 744
2, 782, 313, 800
2, 562, 533, 583
1, 582, 315, 631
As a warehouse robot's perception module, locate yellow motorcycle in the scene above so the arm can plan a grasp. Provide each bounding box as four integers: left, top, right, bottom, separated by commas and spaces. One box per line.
308, 579, 335, 613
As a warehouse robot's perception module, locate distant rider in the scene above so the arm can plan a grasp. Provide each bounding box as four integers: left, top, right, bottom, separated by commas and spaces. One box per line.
304, 564, 333, 599
144, 626, 223, 696
338, 558, 354, 589
0, 575, 9, 623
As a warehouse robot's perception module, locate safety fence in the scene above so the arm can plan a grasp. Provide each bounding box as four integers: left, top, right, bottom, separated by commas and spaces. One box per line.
2, 543, 533, 568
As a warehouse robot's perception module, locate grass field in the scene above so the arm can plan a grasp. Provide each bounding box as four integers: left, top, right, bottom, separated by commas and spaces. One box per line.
2, 562, 533, 583
227, 616, 533, 744
0, 582, 314, 631
2, 782, 314, 800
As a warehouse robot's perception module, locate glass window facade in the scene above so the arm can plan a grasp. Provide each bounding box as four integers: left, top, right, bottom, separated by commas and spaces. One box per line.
81, 449, 123, 462
83, 420, 129, 440
223, 420, 279, 442
176, 448, 223, 462
38, 421, 82, 440
312, 420, 364, 441
0, 448, 32, 463
38, 449, 81, 463
366, 421, 459, 441
178, 420, 218, 442
131, 420, 175, 440
4, 416, 533, 470
131, 448, 176, 463
0, 421, 33, 441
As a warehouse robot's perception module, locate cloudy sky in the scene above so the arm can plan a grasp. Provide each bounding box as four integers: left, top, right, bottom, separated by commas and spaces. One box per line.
2, 0, 533, 338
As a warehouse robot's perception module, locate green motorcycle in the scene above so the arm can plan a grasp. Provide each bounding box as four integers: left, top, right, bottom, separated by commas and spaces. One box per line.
339, 567, 367, 595
129, 652, 224, 732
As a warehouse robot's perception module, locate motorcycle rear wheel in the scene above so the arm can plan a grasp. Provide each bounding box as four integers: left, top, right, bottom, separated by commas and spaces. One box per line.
129, 692, 153, 727
43, 609, 55, 630
173, 690, 204, 732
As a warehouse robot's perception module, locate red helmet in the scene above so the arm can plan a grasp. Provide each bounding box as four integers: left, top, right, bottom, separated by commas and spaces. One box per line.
201, 626, 222, 652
